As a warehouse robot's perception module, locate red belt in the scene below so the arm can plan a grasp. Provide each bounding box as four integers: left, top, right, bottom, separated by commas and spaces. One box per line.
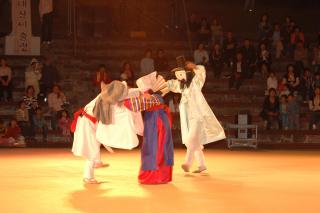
70, 108, 97, 133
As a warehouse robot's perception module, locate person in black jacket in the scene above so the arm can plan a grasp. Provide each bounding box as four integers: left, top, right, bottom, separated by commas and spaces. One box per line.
229, 52, 247, 90
240, 39, 256, 79
209, 43, 224, 78
260, 88, 280, 130
39, 56, 60, 101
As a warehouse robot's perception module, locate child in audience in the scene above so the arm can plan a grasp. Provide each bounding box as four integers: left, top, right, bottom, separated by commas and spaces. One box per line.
280, 84, 291, 97
287, 94, 300, 130
59, 110, 72, 139
279, 95, 289, 130
16, 101, 33, 138
2, 118, 24, 146
33, 108, 48, 141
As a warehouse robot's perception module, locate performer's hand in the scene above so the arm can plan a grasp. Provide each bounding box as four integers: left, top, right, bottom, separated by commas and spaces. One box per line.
185, 61, 196, 71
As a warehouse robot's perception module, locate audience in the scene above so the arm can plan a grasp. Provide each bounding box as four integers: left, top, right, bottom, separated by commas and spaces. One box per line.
16, 101, 33, 139
240, 39, 256, 79
300, 68, 314, 102
271, 23, 284, 59
40, 56, 60, 100
260, 88, 280, 130
198, 17, 210, 45
23, 86, 39, 128
92, 64, 112, 90
33, 107, 48, 141
210, 43, 224, 78
194, 43, 209, 65
210, 19, 223, 45
3, 118, 22, 143
25, 58, 42, 97
312, 44, 320, 73
140, 49, 154, 76
284, 64, 300, 94
47, 85, 67, 130
229, 52, 246, 90
257, 43, 271, 77
279, 95, 289, 130
0, 57, 13, 102
287, 94, 300, 130
309, 87, 320, 130
258, 14, 271, 41
120, 62, 135, 87
223, 32, 237, 66
154, 49, 169, 72
58, 110, 72, 139
267, 71, 278, 91
293, 41, 308, 76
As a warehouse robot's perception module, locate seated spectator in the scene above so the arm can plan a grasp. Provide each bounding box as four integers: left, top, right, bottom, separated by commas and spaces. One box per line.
168, 93, 180, 113
48, 85, 67, 130
271, 23, 284, 59
92, 64, 112, 91
309, 87, 320, 130
267, 71, 278, 91
282, 16, 292, 53
229, 52, 247, 89
279, 95, 289, 130
25, 58, 42, 97
210, 43, 224, 78
140, 49, 154, 76
33, 107, 48, 141
198, 17, 210, 45
312, 44, 320, 73
210, 19, 223, 45
23, 86, 39, 128
294, 41, 308, 76
39, 56, 60, 101
284, 64, 300, 94
314, 72, 320, 89
300, 68, 314, 102
223, 32, 237, 66
290, 26, 305, 46
279, 84, 291, 97
258, 14, 271, 41
120, 62, 135, 87
194, 43, 209, 65
0, 57, 13, 102
257, 43, 271, 77
16, 101, 34, 139
3, 118, 22, 142
240, 39, 256, 79
260, 88, 280, 130
154, 49, 169, 72
287, 94, 300, 130
58, 110, 72, 139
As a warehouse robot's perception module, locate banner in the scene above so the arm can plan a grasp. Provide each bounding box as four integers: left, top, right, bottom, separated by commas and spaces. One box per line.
12, 0, 32, 54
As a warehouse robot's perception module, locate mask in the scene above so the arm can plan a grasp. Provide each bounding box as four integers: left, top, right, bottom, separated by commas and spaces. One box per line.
175, 70, 187, 81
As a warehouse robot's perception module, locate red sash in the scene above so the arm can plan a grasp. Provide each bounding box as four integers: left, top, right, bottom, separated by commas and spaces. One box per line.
70, 108, 97, 133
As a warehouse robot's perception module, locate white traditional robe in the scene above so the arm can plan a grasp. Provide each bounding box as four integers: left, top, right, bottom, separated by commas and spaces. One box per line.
72, 89, 143, 159
167, 65, 226, 147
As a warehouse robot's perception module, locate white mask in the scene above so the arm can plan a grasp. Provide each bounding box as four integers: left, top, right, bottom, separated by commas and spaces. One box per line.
175, 70, 187, 81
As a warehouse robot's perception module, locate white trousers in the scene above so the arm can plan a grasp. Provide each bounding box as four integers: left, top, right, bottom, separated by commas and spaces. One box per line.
84, 159, 95, 179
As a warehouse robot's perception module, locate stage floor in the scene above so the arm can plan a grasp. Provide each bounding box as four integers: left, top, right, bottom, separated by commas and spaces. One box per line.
1, 149, 320, 213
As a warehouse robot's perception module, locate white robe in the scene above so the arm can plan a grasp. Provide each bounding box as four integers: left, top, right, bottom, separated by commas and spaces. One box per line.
167, 65, 226, 147
72, 89, 143, 159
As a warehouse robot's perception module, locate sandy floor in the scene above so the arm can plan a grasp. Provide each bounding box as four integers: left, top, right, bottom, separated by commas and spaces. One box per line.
0, 148, 320, 213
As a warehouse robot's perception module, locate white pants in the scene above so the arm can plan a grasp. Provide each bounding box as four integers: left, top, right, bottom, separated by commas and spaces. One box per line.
84, 159, 95, 179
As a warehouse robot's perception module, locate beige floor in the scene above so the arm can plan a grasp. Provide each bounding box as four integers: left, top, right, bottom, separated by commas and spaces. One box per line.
1, 148, 320, 213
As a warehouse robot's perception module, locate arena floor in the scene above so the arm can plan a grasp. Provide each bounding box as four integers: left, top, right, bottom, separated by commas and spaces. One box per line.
1, 148, 320, 213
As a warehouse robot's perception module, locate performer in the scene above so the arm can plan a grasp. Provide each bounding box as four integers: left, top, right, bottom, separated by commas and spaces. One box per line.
71, 81, 143, 184
123, 72, 174, 184
167, 62, 226, 173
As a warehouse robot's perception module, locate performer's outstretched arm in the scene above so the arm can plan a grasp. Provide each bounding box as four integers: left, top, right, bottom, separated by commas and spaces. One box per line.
123, 94, 162, 112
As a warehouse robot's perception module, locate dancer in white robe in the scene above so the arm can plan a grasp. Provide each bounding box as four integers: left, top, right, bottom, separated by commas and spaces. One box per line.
167, 62, 226, 173
71, 81, 143, 184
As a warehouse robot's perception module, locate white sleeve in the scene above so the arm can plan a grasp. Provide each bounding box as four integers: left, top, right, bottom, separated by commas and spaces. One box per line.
193, 65, 206, 88
167, 79, 182, 93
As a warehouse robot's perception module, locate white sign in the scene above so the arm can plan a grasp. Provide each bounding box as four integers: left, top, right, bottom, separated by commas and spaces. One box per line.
5, 0, 40, 55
